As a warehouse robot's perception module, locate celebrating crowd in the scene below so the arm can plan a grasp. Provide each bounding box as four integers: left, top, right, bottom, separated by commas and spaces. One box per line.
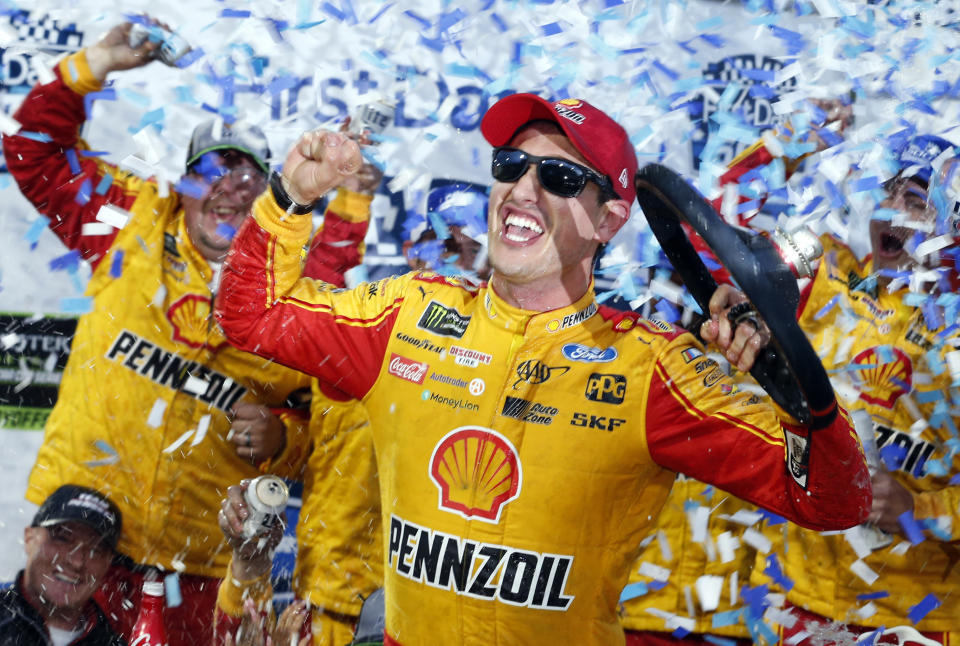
1, 14, 958, 646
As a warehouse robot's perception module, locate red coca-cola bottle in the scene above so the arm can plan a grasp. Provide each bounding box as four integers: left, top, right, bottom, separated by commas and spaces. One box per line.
130, 580, 168, 646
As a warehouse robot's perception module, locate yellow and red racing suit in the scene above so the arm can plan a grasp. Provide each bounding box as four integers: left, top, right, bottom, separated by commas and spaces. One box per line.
213, 191, 871, 646
752, 235, 960, 634
711, 141, 960, 636
1, 50, 369, 578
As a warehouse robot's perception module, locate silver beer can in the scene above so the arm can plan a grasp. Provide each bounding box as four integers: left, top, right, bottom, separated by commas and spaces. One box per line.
351, 100, 395, 141
242, 475, 289, 539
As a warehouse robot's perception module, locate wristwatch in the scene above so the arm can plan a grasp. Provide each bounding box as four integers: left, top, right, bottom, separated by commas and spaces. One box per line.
269, 171, 315, 215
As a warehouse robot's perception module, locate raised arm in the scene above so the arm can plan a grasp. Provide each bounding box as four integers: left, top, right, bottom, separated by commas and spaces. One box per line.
216, 131, 395, 399
2, 21, 163, 267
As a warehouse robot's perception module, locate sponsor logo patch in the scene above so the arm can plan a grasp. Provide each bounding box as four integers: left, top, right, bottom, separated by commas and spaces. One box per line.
388, 353, 428, 384
570, 412, 626, 432
388, 514, 574, 610
584, 373, 626, 404
554, 103, 586, 125
561, 343, 617, 363
512, 360, 569, 390
449, 345, 492, 367
395, 331, 445, 355
105, 330, 247, 412
429, 427, 521, 522
469, 378, 486, 396
501, 396, 557, 425
785, 429, 810, 489
546, 302, 597, 333
681, 347, 703, 363
418, 301, 471, 338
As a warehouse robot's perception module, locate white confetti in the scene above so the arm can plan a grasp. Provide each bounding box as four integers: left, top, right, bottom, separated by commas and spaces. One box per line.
849, 558, 879, 585
855, 602, 877, 620
656, 529, 673, 563
147, 398, 167, 428
0, 333, 20, 350
163, 430, 194, 454
689, 504, 709, 544
742, 527, 772, 553
0, 112, 21, 136
694, 575, 723, 612
190, 414, 211, 447
80, 222, 117, 236
96, 204, 132, 230
717, 531, 739, 564
637, 561, 670, 582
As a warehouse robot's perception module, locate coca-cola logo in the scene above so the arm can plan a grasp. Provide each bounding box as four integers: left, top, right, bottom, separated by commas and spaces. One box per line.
388, 353, 428, 384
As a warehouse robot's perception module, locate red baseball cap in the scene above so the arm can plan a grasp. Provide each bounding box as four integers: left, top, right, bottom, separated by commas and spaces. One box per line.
481, 93, 637, 203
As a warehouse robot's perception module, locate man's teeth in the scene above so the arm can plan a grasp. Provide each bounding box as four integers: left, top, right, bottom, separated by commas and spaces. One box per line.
503, 214, 543, 242
53, 573, 80, 584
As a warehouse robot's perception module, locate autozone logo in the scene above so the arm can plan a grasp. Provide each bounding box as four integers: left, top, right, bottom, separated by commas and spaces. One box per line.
388, 353, 428, 384
584, 373, 626, 404
388, 514, 574, 611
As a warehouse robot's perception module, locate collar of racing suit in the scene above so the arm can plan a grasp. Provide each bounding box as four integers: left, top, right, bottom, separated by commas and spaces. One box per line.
482, 280, 600, 336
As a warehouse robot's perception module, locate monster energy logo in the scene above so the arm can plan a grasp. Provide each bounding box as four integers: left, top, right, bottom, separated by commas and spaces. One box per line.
417, 301, 471, 339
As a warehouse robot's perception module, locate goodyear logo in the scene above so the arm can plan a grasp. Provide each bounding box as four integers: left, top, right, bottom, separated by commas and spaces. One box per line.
106, 330, 247, 412
585, 373, 626, 404
418, 301, 471, 338
429, 427, 521, 523
388, 514, 574, 610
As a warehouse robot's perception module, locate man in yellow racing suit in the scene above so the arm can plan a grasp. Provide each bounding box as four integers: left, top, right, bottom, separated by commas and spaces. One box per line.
1, 21, 370, 645
215, 93, 871, 646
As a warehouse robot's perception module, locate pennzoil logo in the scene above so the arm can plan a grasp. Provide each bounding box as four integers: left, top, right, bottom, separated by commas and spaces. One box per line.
429, 427, 522, 523
546, 302, 597, 332
105, 330, 247, 412
554, 102, 586, 125
418, 301, 471, 338
388, 514, 574, 610
166, 294, 227, 351
851, 347, 912, 409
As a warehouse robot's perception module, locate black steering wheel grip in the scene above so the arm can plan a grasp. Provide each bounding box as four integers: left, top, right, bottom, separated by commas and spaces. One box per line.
634, 163, 837, 429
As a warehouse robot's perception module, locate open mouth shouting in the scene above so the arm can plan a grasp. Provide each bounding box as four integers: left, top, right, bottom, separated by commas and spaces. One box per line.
501, 210, 545, 245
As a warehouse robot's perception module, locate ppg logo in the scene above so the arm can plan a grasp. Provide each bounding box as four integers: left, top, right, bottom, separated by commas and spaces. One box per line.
585, 373, 626, 404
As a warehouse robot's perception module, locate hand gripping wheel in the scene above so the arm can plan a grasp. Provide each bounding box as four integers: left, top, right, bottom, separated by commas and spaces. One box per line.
634, 163, 837, 429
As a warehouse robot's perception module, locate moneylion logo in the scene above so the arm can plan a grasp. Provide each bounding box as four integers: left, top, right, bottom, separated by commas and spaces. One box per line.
513, 360, 569, 389
417, 300, 471, 338
429, 427, 522, 523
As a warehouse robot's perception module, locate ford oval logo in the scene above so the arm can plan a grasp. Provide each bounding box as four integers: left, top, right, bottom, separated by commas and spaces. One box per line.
561, 343, 618, 363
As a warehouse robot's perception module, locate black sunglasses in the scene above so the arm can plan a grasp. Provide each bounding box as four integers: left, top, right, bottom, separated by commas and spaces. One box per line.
491, 147, 614, 199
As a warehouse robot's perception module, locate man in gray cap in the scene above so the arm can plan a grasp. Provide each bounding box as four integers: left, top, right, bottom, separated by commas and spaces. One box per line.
1, 18, 374, 646
0, 485, 124, 645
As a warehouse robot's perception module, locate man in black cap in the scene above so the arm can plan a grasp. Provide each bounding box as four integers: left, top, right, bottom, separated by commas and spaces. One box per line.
0, 485, 124, 645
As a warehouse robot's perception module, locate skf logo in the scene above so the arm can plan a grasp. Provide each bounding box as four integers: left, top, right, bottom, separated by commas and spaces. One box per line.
512, 360, 569, 389
387, 353, 428, 384
851, 346, 912, 409
429, 427, 522, 523
570, 412, 626, 432
418, 300, 471, 338
585, 373, 626, 404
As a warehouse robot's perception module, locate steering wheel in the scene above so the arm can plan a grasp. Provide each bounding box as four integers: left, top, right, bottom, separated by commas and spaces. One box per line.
634, 163, 837, 429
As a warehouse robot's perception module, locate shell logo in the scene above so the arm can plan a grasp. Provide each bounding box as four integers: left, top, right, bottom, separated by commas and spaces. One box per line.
166, 294, 227, 351
429, 427, 522, 524
557, 98, 583, 108
851, 346, 913, 409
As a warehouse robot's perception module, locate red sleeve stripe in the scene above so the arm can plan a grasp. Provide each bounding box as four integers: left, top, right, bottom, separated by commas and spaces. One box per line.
279, 294, 405, 327
654, 360, 784, 447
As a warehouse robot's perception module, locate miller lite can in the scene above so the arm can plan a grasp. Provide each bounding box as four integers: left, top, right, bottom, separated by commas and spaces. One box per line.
350, 100, 395, 142
242, 475, 289, 539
